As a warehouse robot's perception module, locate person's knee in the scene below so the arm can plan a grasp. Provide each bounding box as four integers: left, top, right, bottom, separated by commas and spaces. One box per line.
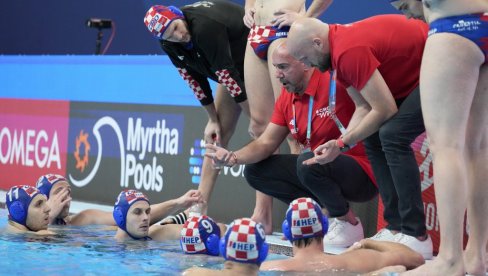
243, 163, 261, 189
296, 152, 315, 182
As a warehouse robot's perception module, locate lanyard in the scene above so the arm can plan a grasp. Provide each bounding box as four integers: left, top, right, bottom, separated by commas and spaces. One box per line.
328, 70, 347, 135
292, 96, 314, 149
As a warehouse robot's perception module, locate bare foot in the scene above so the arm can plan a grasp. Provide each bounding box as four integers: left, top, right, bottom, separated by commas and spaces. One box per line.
403, 256, 464, 276
251, 212, 273, 235
464, 247, 486, 275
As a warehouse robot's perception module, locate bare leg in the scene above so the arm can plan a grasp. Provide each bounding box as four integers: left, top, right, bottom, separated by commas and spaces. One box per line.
464, 64, 488, 275
404, 33, 484, 276
198, 84, 242, 214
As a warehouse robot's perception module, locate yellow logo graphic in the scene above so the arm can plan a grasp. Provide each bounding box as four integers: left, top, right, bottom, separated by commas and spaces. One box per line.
74, 130, 90, 172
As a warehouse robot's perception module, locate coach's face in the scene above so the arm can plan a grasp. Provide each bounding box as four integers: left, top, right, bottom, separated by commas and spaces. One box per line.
163, 19, 191, 43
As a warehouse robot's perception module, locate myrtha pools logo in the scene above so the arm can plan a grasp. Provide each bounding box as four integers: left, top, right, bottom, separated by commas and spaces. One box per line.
69, 114, 182, 192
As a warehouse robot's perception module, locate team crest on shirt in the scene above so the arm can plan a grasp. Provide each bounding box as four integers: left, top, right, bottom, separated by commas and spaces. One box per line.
315, 106, 331, 118
289, 119, 297, 134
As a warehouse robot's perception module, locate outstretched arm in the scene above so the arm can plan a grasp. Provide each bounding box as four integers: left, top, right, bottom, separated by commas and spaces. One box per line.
205, 123, 289, 168
343, 239, 424, 271
149, 190, 204, 224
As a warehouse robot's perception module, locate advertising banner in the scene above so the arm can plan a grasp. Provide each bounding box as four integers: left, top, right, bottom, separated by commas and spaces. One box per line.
0, 99, 70, 190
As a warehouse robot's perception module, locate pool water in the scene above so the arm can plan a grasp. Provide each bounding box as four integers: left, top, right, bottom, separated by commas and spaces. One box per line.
0, 209, 291, 275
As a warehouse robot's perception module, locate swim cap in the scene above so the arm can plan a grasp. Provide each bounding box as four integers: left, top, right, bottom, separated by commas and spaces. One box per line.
113, 190, 150, 233
144, 5, 184, 39
282, 197, 328, 242
6, 185, 42, 227
220, 218, 269, 265
35, 174, 67, 199
180, 215, 221, 256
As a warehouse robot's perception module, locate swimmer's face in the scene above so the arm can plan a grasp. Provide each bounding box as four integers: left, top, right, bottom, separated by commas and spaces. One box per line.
126, 201, 151, 239
49, 181, 71, 218
162, 19, 191, 43
26, 194, 50, 231
272, 51, 308, 94
391, 0, 425, 21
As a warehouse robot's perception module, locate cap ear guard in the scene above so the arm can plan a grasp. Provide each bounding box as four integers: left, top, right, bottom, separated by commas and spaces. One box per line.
282, 219, 293, 242
205, 233, 220, 256
113, 206, 126, 231
257, 242, 269, 265
8, 201, 27, 225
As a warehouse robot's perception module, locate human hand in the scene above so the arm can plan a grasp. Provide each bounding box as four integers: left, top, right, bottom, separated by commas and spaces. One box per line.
204, 143, 234, 168
47, 187, 72, 223
243, 7, 256, 28
176, 190, 204, 209
271, 9, 303, 28
204, 119, 221, 145
302, 140, 341, 165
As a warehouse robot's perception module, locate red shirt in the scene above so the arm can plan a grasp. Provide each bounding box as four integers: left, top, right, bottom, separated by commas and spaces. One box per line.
271, 69, 376, 185
329, 15, 428, 99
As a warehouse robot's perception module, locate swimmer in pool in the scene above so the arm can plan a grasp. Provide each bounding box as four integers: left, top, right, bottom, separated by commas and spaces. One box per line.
113, 189, 224, 242
259, 197, 424, 274
36, 174, 203, 227
183, 217, 268, 276
5, 185, 54, 235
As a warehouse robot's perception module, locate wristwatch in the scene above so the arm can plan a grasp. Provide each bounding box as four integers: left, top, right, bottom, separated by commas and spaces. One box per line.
336, 137, 351, 152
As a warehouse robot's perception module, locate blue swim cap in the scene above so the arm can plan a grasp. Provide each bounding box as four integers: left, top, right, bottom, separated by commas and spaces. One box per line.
180, 215, 221, 256
220, 218, 269, 265
113, 190, 150, 233
6, 185, 43, 228
282, 197, 328, 242
35, 174, 68, 199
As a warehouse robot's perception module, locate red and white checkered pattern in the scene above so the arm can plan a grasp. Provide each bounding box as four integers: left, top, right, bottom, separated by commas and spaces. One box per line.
181, 216, 206, 253
215, 69, 242, 98
124, 190, 148, 205
290, 198, 323, 239
226, 218, 259, 262
247, 26, 274, 44
144, 6, 180, 39
177, 68, 206, 100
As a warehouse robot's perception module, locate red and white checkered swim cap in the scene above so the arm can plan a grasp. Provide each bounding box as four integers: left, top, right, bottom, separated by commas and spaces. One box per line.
221, 218, 268, 264
180, 215, 220, 256
143, 5, 184, 39
283, 198, 328, 241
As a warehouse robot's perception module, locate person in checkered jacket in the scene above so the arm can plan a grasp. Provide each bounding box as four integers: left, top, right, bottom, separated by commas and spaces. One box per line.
260, 198, 424, 274
144, 1, 252, 218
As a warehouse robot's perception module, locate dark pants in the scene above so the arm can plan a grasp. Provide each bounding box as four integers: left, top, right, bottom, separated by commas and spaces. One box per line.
244, 152, 377, 217
363, 87, 426, 237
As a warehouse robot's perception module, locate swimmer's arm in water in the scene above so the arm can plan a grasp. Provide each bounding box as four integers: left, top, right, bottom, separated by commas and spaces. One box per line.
34, 229, 56, 236
272, 0, 333, 28
205, 123, 289, 167
69, 209, 116, 226
149, 190, 204, 224
344, 240, 425, 270
148, 224, 182, 241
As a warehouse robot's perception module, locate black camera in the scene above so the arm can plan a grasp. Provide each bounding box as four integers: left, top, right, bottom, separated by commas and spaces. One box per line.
86, 18, 112, 29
